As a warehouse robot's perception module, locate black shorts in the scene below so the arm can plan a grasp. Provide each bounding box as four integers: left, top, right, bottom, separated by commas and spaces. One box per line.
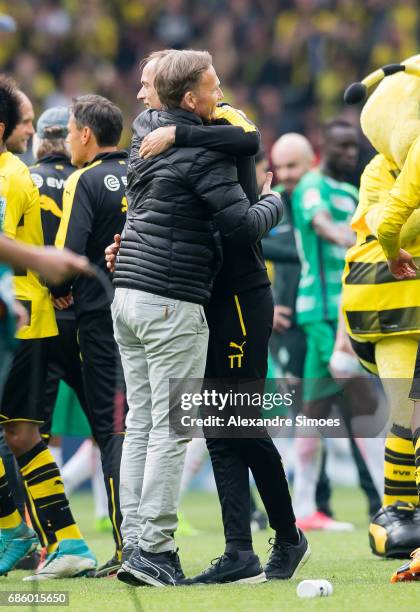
1, 337, 52, 424
40, 315, 87, 437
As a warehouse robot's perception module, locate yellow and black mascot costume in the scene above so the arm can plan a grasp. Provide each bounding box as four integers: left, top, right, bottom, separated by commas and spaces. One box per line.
343, 56, 420, 572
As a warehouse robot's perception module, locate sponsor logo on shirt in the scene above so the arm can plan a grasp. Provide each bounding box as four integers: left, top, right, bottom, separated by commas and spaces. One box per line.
31, 173, 44, 189
104, 174, 121, 191
46, 177, 66, 190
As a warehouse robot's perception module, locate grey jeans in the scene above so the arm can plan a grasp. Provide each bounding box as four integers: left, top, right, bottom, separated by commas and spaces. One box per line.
112, 287, 208, 553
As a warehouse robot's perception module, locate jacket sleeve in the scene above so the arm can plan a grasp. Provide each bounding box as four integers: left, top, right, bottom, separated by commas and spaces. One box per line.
175, 125, 260, 156
377, 137, 420, 259
175, 104, 260, 156
188, 151, 283, 245
52, 171, 94, 296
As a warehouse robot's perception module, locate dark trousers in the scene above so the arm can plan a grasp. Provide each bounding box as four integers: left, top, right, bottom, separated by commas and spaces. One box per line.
204, 286, 296, 550
41, 312, 124, 551
41, 316, 88, 437
77, 309, 125, 551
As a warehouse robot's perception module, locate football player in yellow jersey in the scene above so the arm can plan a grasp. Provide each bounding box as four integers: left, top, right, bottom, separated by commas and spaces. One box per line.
0, 77, 96, 579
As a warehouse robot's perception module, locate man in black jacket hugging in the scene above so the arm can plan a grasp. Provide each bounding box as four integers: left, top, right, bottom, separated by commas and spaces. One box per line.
112, 49, 282, 587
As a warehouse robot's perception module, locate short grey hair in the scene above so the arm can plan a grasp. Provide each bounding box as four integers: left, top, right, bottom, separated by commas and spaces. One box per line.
154, 50, 212, 109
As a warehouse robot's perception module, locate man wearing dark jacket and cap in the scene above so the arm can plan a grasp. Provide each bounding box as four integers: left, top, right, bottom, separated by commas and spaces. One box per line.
112, 49, 283, 587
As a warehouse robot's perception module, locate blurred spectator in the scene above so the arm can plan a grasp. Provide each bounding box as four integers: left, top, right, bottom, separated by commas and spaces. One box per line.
1, 0, 418, 165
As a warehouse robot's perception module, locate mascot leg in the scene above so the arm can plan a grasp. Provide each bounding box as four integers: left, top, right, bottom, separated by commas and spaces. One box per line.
389, 343, 420, 582
369, 337, 420, 560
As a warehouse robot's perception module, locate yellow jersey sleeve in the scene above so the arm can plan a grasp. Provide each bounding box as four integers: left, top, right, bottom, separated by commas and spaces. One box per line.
213, 104, 257, 132
377, 136, 420, 259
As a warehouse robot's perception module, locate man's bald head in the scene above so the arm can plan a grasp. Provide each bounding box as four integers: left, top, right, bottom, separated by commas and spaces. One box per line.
271, 133, 314, 194
6, 90, 34, 153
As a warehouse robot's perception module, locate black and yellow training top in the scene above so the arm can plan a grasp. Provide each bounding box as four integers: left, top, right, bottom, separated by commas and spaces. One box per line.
54, 151, 128, 314
30, 154, 75, 247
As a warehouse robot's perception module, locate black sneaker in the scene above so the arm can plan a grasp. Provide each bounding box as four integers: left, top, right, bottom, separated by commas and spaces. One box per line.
173, 549, 185, 581
115, 543, 137, 586
181, 552, 266, 585
117, 547, 182, 587
265, 529, 311, 580
369, 501, 420, 558
89, 552, 121, 578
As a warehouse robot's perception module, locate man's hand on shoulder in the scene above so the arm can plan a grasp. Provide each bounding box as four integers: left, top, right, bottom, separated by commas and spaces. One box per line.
139, 126, 176, 159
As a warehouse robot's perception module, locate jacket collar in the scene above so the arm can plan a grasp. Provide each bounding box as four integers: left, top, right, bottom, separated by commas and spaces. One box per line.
133, 108, 203, 136
35, 154, 72, 165
90, 150, 129, 164
159, 108, 203, 126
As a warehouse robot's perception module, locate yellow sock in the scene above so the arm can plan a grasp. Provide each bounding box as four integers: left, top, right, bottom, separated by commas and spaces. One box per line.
0, 458, 22, 529
383, 428, 418, 506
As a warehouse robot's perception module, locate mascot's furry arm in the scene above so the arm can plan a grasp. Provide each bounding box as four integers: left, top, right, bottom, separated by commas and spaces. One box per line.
376, 137, 420, 258
350, 153, 420, 249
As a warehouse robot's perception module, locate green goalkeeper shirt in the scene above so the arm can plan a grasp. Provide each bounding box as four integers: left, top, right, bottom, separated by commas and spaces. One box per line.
292, 170, 358, 326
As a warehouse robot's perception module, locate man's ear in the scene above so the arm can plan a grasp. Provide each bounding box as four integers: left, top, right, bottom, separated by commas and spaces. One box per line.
81, 126, 91, 145
182, 90, 196, 111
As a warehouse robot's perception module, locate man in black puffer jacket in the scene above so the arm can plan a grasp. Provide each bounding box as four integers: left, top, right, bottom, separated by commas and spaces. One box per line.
112, 49, 282, 587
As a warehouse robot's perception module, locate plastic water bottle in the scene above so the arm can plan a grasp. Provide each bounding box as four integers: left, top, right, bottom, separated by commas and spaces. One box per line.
296, 579, 333, 598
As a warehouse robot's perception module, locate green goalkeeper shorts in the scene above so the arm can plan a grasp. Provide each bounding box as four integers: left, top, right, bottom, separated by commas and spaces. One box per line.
302, 320, 341, 402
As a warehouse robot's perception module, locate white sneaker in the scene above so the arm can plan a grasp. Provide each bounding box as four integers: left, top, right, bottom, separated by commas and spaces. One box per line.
23, 539, 96, 581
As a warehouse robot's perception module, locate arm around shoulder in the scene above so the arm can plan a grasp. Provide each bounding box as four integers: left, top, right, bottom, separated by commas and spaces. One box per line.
189, 151, 282, 245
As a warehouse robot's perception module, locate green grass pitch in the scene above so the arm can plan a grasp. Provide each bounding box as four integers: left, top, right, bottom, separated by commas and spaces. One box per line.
1, 486, 418, 611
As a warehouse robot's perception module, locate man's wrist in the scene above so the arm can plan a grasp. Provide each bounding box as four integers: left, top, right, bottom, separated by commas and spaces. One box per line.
174, 125, 190, 147
168, 126, 176, 145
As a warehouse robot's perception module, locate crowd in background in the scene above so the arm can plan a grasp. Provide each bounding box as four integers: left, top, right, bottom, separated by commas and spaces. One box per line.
1, 0, 419, 157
